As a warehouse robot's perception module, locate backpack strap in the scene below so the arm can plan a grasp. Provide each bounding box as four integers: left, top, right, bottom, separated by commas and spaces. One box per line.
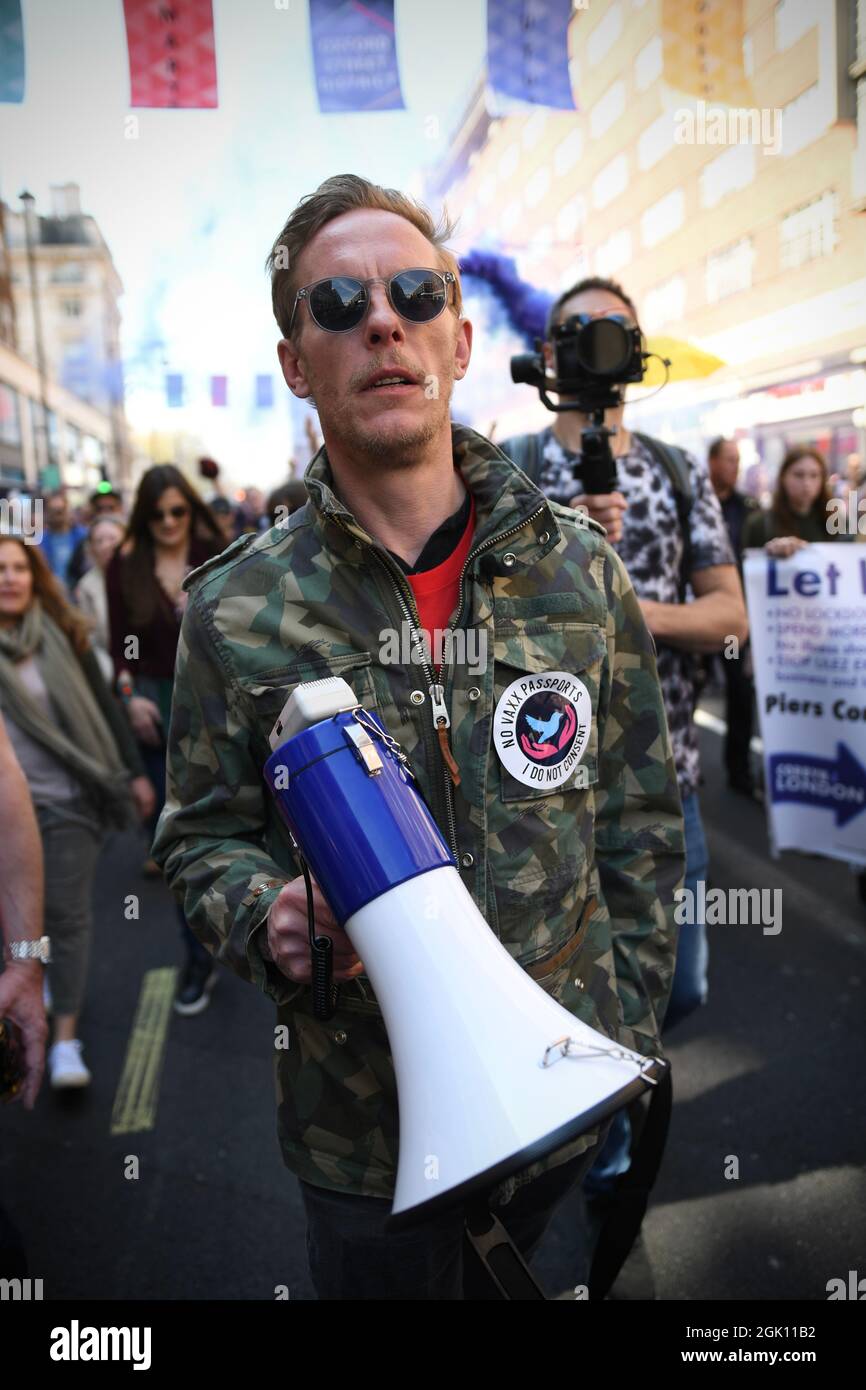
498, 433, 544, 485
632, 432, 694, 603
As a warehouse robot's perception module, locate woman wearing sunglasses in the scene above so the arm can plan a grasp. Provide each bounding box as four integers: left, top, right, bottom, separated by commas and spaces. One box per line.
106, 466, 226, 1015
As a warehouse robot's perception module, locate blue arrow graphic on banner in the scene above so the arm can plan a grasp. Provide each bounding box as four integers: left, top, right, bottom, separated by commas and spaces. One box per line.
768, 743, 866, 827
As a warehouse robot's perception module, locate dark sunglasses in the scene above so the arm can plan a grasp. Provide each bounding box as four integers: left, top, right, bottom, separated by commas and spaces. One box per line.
151, 504, 190, 522
289, 267, 456, 335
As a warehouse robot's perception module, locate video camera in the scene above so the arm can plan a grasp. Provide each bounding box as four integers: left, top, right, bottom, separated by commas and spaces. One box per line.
510, 313, 648, 494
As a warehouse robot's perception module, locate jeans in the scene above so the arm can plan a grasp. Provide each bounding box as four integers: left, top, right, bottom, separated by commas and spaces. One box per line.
664, 791, 710, 1031
299, 1126, 610, 1300
582, 792, 710, 1199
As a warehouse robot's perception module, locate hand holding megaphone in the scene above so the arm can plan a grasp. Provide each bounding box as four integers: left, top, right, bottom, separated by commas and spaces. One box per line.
267, 875, 365, 985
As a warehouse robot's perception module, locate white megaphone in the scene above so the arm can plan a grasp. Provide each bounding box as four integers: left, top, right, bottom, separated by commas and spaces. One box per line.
264, 678, 664, 1229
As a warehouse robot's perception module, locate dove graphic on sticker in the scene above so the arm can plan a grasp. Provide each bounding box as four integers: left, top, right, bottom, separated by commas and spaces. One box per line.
493, 670, 592, 790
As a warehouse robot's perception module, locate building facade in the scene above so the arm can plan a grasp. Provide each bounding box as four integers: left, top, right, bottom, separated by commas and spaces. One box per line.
428, 0, 866, 478
1, 182, 131, 498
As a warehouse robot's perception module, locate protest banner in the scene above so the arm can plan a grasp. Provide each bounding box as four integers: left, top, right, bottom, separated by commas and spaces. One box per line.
744, 544, 866, 867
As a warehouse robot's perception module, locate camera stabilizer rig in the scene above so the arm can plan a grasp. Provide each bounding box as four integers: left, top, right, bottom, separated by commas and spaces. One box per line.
510, 315, 669, 495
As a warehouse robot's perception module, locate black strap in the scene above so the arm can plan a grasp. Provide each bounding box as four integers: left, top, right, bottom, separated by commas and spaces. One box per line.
463, 1201, 548, 1300
588, 1066, 673, 1301
498, 432, 544, 484
502, 431, 694, 591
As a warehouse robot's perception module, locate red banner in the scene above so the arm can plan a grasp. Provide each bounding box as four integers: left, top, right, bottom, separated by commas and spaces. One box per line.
123, 0, 217, 109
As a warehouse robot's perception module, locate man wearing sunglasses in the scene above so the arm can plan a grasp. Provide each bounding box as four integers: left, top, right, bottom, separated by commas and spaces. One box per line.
153, 175, 684, 1300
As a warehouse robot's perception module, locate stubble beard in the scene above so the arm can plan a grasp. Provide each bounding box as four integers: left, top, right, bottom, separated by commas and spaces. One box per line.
307, 355, 454, 472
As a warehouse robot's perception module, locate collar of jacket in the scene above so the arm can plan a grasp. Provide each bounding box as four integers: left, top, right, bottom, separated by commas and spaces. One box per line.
300, 421, 560, 571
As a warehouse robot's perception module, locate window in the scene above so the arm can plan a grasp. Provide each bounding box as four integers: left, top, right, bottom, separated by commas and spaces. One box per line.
699, 143, 756, 209
64, 422, 82, 464
500, 199, 522, 234
706, 238, 754, 303
0, 383, 21, 445
554, 126, 584, 177
556, 194, 586, 241
643, 275, 686, 332
587, 3, 623, 67
775, 0, 815, 52
522, 108, 548, 151
525, 166, 551, 209
61, 299, 83, 318
595, 228, 632, 277
638, 110, 675, 171
781, 83, 827, 157
51, 262, 85, 284
592, 153, 628, 209
780, 191, 838, 268
498, 142, 519, 181
635, 35, 662, 91
559, 250, 591, 290
478, 175, 497, 207
743, 33, 754, 77
640, 189, 684, 247
590, 81, 625, 140
30, 402, 61, 462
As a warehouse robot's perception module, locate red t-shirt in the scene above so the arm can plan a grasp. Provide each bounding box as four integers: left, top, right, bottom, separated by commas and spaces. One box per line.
406, 493, 476, 672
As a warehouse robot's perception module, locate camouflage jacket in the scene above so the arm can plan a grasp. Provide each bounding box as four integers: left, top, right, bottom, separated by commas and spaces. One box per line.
153, 422, 685, 1201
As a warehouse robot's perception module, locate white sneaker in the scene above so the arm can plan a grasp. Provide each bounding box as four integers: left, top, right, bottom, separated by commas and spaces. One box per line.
49, 1040, 91, 1089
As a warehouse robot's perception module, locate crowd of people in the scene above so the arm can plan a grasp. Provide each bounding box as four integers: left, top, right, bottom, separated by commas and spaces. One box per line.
0, 177, 864, 1299
0, 469, 307, 1088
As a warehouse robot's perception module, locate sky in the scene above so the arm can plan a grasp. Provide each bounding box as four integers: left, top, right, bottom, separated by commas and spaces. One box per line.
0, 0, 501, 488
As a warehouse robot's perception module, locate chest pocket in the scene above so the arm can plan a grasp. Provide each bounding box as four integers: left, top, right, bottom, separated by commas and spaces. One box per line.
236, 647, 379, 754
491, 621, 606, 803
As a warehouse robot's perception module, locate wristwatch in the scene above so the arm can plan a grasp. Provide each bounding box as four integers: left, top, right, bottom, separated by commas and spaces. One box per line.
5, 936, 51, 964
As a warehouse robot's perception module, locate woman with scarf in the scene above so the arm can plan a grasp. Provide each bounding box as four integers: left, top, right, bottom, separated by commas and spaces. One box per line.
105, 465, 225, 1016
0, 534, 155, 1089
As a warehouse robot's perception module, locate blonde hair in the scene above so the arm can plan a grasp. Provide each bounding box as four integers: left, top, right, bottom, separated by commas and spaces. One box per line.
265, 173, 462, 339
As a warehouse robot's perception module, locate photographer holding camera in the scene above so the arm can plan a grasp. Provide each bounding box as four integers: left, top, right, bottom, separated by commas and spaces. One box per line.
503, 276, 747, 1031
501, 276, 747, 1286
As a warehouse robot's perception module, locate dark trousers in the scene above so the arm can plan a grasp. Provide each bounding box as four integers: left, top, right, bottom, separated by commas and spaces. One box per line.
722, 651, 754, 784
298, 1124, 609, 1300
139, 740, 210, 968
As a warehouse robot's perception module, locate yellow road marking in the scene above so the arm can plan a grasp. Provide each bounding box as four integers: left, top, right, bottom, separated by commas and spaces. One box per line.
110, 967, 177, 1135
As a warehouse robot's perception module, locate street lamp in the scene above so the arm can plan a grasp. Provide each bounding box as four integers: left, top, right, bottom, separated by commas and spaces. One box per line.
19, 190, 52, 486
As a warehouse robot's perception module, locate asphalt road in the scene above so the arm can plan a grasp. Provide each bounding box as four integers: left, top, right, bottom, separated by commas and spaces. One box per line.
2, 714, 865, 1302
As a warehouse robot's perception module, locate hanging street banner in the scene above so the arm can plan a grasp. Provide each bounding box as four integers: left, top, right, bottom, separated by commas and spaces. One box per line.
487, 0, 576, 112
0, 0, 24, 104
309, 0, 404, 114
744, 544, 866, 868
123, 0, 218, 109
165, 373, 184, 407
661, 0, 753, 107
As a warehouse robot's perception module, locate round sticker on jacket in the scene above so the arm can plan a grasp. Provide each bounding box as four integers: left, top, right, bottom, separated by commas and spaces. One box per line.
493, 671, 591, 789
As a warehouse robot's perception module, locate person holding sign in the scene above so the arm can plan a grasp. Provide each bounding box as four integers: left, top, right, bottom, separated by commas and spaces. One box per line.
742, 446, 840, 558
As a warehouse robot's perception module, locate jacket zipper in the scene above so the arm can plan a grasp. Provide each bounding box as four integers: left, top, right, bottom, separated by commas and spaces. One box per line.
336, 504, 548, 859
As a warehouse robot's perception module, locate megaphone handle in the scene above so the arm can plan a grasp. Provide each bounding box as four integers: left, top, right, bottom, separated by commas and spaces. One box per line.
297, 849, 340, 1022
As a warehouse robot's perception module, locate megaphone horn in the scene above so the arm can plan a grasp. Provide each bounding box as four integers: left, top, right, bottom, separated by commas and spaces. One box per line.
264, 678, 665, 1229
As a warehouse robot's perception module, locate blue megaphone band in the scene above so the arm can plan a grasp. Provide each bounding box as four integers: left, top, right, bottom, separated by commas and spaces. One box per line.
264, 707, 454, 925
